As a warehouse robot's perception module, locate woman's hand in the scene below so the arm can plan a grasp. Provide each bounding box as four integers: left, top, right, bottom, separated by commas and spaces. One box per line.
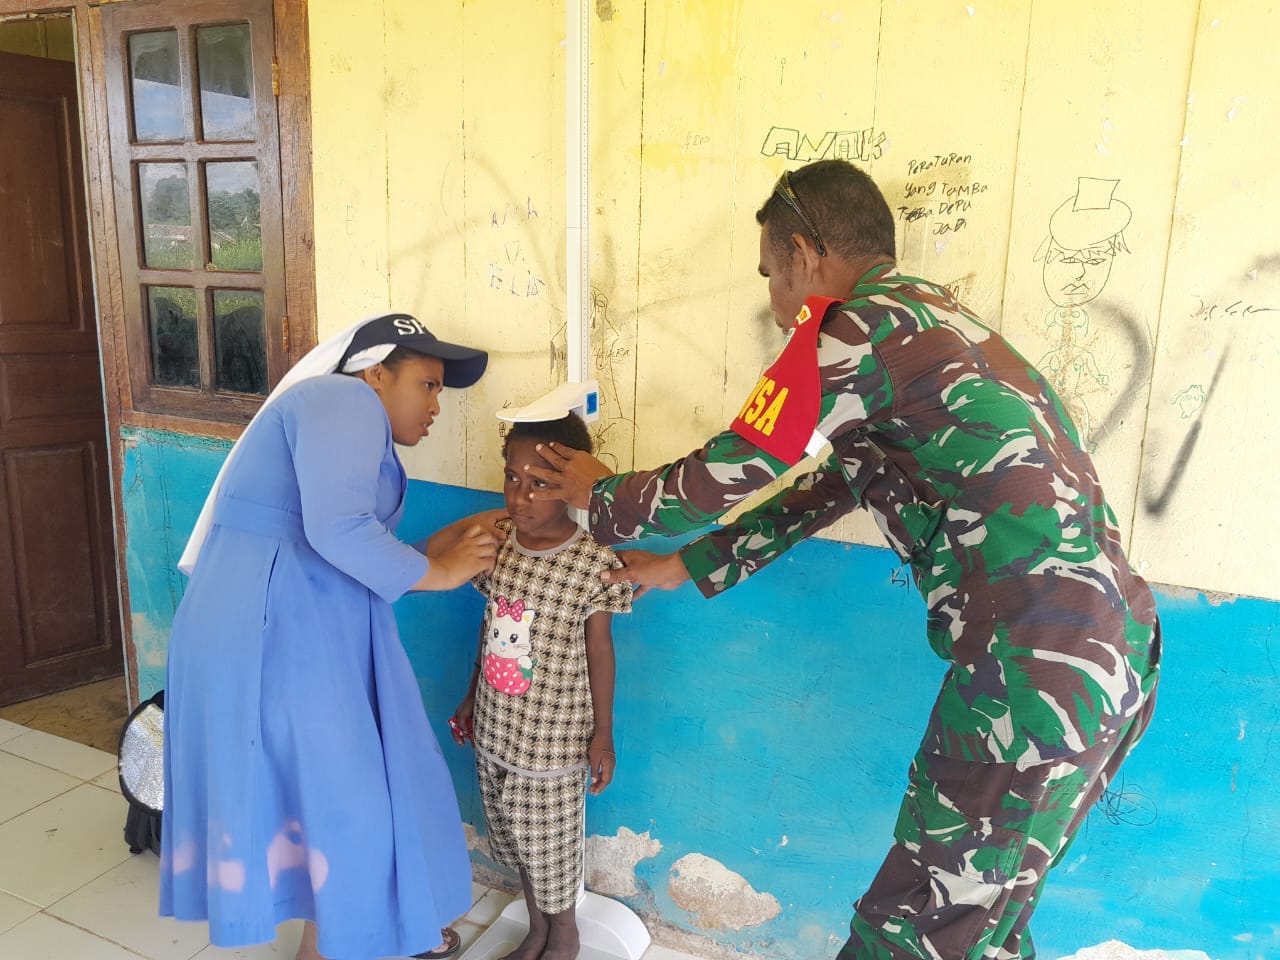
415, 525, 499, 591
587, 733, 616, 795
425, 509, 508, 558
524, 442, 613, 510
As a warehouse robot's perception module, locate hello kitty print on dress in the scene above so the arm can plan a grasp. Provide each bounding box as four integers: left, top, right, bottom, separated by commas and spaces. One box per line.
483, 596, 537, 696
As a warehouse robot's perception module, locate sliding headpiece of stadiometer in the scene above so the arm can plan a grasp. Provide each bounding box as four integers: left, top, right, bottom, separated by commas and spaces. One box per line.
495, 379, 601, 424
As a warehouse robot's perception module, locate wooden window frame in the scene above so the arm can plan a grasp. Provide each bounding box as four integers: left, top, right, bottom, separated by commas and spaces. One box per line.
104, 1, 287, 421
0, 0, 316, 442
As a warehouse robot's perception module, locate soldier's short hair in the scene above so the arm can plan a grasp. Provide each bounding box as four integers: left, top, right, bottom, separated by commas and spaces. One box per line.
756, 159, 896, 262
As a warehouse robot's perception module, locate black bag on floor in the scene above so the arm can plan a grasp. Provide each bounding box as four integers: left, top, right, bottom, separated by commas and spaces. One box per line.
118, 689, 165, 856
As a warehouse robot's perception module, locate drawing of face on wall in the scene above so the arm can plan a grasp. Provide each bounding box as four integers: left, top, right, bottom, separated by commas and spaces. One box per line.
1035, 177, 1131, 308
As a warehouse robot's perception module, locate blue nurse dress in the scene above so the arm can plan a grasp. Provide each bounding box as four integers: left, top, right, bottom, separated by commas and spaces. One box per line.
159, 374, 471, 959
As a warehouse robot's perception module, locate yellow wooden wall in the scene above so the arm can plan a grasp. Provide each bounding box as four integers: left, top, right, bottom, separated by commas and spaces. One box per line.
307, 0, 1280, 602
0, 13, 74, 60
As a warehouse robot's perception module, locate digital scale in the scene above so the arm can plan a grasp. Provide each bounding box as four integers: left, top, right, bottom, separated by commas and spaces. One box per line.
457, 885, 650, 960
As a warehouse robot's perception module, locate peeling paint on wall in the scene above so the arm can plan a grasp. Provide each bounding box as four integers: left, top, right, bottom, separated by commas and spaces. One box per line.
1061, 942, 1212, 960
641, 917, 759, 960
462, 821, 492, 861
461, 820, 518, 894
130, 613, 167, 670
668, 853, 781, 931
585, 826, 662, 897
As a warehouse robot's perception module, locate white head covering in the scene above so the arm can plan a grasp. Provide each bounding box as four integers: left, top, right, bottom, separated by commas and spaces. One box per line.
341, 344, 397, 372
177, 314, 386, 575
178, 312, 488, 575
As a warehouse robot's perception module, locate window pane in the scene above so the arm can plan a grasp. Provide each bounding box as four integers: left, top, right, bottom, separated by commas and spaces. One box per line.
212, 289, 266, 396
206, 161, 262, 271
197, 24, 255, 142
138, 163, 194, 269
129, 31, 184, 143
146, 286, 199, 388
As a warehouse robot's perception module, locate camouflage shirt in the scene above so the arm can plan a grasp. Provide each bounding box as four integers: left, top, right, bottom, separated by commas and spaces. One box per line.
589, 264, 1160, 766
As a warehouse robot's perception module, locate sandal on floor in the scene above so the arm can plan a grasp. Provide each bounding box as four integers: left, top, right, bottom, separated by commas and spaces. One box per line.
413, 926, 461, 959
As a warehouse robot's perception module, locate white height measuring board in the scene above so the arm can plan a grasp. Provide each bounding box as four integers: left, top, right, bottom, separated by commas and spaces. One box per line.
459, 5, 649, 955
565, 0, 591, 384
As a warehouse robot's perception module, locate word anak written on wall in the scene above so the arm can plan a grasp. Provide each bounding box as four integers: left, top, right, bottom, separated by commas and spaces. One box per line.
487, 197, 547, 298
760, 125, 886, 163
897, 153, 990, 237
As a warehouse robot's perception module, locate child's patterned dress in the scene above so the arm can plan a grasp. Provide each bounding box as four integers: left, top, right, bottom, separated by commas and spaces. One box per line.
471, 527, 632, 913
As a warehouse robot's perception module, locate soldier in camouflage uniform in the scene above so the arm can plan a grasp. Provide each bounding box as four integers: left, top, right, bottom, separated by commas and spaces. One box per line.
528, 160, 1160, 960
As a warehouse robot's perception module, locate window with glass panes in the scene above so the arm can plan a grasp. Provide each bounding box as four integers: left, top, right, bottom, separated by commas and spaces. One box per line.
103, 0, 286, 421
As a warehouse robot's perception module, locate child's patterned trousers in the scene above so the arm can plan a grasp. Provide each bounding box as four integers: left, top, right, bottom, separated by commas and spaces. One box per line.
476, 752, 589, 915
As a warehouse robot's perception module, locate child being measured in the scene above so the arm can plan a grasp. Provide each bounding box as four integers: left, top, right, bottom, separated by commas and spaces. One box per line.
450, 413, 633, 960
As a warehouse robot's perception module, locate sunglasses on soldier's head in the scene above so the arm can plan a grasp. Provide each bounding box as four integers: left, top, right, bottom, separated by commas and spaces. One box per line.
773, 170, 828, 257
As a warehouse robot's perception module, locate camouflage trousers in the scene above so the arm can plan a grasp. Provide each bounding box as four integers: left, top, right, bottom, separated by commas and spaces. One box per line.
835, 689, 1157, 960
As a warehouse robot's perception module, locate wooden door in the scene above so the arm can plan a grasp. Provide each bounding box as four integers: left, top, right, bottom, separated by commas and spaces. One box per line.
0, 50, 124, 705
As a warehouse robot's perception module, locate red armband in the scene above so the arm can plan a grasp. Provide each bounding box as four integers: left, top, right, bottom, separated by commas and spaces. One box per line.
730, 295, 840, 465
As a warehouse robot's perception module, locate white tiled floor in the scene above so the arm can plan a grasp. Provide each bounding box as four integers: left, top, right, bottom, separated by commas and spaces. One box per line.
0, 719, 700, 960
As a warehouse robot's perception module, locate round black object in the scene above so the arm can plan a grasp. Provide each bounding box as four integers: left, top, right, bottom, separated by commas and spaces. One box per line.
117, 690, 165, 855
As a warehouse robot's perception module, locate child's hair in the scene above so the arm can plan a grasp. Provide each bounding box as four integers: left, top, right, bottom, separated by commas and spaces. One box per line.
502, 412, 593, 457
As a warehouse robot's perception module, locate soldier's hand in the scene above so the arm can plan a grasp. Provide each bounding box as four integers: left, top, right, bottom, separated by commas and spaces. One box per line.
525, 443, 613, 510
603, 550, 690, 598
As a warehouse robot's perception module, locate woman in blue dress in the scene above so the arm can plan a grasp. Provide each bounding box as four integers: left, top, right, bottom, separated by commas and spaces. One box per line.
160, 315, 502, 960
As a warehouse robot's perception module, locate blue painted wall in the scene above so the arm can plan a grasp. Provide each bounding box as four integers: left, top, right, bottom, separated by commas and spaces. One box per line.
121, 428, 231, 698
123, 428, 1280, 959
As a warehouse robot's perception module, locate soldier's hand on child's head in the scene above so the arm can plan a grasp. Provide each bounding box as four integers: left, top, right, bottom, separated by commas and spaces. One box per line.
525, 442, 613, 509
588, 735, 616, 794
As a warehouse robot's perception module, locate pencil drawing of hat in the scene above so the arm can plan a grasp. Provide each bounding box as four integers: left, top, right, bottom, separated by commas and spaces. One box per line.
1049, 177, 1132, 250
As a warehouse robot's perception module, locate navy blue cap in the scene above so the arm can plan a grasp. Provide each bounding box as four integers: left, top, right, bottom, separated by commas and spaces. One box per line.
340, 314, 488, 388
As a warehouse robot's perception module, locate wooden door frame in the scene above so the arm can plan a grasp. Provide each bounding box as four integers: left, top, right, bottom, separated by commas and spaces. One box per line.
0, 0, 316, 703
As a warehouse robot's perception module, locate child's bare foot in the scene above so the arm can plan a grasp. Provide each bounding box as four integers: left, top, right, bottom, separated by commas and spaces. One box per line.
539, 911, 579, 960
498, 924, 547, 960
501, 869, 549, 960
